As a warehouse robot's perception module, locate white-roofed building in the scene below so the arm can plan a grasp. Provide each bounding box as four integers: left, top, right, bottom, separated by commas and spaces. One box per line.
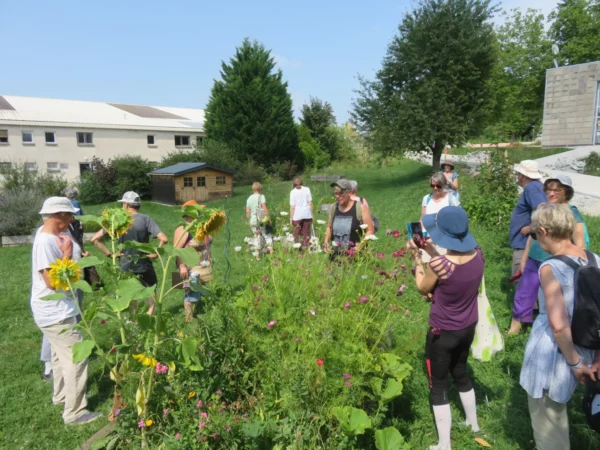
0, 95, 205, 181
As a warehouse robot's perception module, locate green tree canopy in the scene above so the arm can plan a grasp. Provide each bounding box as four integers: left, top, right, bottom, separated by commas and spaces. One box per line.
204, 38, 301, 169
549, 0, 600, 65
300, 97, 340, 160
352, 0, 496, 169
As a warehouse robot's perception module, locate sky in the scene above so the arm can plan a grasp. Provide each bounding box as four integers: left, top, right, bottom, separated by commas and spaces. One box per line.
1, 0, 556, 123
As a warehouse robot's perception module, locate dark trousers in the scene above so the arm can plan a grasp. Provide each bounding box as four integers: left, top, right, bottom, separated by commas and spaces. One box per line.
425, 323, 476, 405
292, 219, 312, 247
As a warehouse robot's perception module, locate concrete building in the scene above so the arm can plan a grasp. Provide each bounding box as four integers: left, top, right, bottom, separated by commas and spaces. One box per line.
0, 95, 205, 181
542, 61, 600, 147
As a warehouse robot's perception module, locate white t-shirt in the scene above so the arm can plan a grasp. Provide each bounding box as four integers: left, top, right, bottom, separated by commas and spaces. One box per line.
290, 186, 313, 220
421, 192, 459, 232
30, 231, 82, 328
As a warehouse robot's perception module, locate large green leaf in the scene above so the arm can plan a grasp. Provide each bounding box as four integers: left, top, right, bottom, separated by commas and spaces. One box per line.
117, 278, 155, 300
78, 256, 103, 269
381, 378, 404, 404
76, 215, 103, 226
375, 427, 409, 450
181, 337, 197, 363
172, 246, 200, 267
106, 297, 132, 312
72, 279, 92, 293
380, 353, 412, 382
122, 241, 155, 254
371, 377, 384, 396
72, 340, 96, 363
331, 406, 372, 436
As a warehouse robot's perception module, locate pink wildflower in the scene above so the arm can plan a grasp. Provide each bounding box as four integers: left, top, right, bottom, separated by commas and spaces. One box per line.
358, 296, 369, 304
263, 275, 269, 281
163, 408, 169, 415
201, 412, 208, 418
343, 302, 351, 310
213, 433, 220, 440
316, 359, 324, 366
267, 320, 277, 329
114, 408, 121, 416
226, 424, 232, 432
199, 422, 206, 429
377, 252, 385, 259
345, 381, 353, 387
175, 433, 182, 439
196, 400, 204, 408
343, 373, 351, 380
138, 419, 145, 428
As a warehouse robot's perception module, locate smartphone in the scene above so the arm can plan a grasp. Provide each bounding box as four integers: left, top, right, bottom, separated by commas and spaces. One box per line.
406, 222, 427, 248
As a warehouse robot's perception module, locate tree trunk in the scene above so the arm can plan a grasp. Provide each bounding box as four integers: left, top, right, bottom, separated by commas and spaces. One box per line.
431, 140, 444, 171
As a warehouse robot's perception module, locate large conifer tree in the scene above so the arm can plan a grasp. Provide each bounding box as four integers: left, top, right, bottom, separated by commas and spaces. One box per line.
204, 39, 301, 168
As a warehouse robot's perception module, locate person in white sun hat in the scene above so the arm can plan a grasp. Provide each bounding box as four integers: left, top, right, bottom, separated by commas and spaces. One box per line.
508, 160, 546, 288
31, 197, 102, 425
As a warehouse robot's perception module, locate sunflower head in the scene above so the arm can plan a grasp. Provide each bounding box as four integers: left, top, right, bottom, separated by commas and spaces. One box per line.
133, 353, 158, 368
101, 208, 134, 239
48, 257, 82, 291
193, 208, 227, 242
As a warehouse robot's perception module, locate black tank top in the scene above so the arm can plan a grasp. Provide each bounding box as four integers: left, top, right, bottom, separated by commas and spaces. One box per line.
332, 201, 361, 248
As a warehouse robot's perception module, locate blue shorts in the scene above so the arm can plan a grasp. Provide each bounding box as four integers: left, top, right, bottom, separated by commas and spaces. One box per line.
184, 289, 202, 303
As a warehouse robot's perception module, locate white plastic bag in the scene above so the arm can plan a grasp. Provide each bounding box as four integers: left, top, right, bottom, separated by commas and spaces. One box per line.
471, 276, 504, 362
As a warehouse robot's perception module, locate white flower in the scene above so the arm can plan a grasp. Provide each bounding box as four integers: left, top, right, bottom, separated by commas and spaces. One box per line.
199, 260, 210, 267
282, 226, 290, 232
280, 211, 289, 216
332, 241, 339, 247
234, 246, 242, 252
252, 251, 259, 257
293, 243, 302, 249
361, 275, 368, 279
316, 220, 326, 225
286, 235, 295, 242
364, 234, 378, 241
243, 237, 250, 243
273, 236, 281, 241
360, 224, 368, 230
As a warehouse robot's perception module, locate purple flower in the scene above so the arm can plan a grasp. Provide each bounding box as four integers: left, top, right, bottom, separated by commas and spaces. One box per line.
163, 408, 169, 415
343, 373, 351, 380
252, 285, 259, 291
213, 433, 220, 440
358, 296, 369, 304
114, 408, 121, 416
138, 419, 145, 428
343, 302, 351, 310
376, 280, 384, 286
263, 275, 269, 281
267, 320, 277, 329
345, 381, 353, 387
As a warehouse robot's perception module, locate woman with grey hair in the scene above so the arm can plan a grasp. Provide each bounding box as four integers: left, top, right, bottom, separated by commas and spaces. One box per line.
65, 188, 84, 215
421, 173, 459, 230
520, 202, 598, 450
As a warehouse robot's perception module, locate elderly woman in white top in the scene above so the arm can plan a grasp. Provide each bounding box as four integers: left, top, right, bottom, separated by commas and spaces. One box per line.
520, 203, 598, 450
289, 176, 313, 248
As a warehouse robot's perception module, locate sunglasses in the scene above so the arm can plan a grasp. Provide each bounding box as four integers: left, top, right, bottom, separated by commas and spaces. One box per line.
430, 184, 442, 189
333, 190, 347, 197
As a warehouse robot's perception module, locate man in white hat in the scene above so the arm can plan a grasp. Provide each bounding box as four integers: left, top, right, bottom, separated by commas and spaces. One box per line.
508, 160, 546, 282
91, 191, 168, 314
31, 197, 102, 425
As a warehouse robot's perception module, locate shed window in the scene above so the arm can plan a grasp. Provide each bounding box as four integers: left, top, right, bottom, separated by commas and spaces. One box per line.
216, 176, 226, 185
183, 177, 193, 187
197, 176, 206, 187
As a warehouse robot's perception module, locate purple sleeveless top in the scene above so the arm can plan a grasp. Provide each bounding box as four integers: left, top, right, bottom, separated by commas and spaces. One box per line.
429, 248, 484, 330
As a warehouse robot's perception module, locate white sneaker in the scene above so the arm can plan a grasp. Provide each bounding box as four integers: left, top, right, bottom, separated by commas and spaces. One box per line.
429, 444, 451, 450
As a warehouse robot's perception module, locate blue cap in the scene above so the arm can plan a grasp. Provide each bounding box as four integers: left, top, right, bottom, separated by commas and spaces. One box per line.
422, 206, 477, 252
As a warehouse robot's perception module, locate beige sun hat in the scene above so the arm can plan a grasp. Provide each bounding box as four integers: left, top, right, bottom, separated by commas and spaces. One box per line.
514, 160, 542, 179
39, 197, 78, 215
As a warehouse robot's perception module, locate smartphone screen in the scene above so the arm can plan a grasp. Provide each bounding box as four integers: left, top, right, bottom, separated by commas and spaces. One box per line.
406, 222, 422, 239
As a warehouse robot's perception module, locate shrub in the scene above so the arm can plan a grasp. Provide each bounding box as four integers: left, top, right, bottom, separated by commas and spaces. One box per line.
235, 158, 268, 185
462, 152, 519, 227
0, 189, 44, 236
269, 160, 298, 181
583, 151, 600, 176
1, 164, 68, 197
79, 172, 111, 205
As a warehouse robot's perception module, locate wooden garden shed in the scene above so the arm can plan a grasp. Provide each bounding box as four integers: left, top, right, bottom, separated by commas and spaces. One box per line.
149, 162, 235, 205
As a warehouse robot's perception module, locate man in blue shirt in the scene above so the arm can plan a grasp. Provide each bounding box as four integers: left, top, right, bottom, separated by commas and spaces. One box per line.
508, 160, 545, 279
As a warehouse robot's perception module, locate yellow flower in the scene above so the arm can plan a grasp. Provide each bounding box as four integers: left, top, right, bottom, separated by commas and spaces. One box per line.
133, 353, 158, 368
101, 208, 134, 239
188, 391, 196, 399
48, 257, 81, 291
145, 419, 153, 427
194, 209, 227, 242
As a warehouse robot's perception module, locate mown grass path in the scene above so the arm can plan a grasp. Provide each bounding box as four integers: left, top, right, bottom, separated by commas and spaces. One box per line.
1, 159, 599, 449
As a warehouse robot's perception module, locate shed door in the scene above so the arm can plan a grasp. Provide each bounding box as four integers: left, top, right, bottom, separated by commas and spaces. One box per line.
152, 177, 176, 205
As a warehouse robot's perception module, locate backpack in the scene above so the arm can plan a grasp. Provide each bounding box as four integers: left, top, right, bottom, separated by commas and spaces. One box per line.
328, 198, 379, 233
569, 205, 590, 249
426, 191, 460, 207
551, 250, 600, 349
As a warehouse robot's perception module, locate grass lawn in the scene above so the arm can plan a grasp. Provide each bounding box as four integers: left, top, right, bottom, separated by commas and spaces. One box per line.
1, 158, 600, 449
450, 146, 572, 164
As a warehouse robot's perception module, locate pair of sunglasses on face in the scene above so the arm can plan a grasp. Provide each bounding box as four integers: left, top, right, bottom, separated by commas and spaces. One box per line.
430, 184, 442, 189
333, 190, 348, 197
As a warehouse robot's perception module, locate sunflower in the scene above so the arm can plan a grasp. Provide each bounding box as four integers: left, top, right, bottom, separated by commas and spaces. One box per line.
48, 257, 82, 291
194, 209, 227, 242
101, 208, 134, 239
133, 353, 158, 368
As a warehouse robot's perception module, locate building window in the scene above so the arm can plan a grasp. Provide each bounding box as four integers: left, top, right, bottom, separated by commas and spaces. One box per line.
0, 130, 8, 144
45, 132, 56, 144
183, 177, 193, 187
147, 135, 156, 146
197, 176, 206, 187
47, 162, 60, 173
22, 131, 34, 144
175, 135, 190, 147
216, 176, 226, 185
77, 132, 93, 145
60, 163, 69, 170
0, 162, 11, 173
25, 162, 37, 171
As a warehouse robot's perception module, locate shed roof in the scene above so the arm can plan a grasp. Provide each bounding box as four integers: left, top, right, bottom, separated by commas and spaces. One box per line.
0, 95, 205, 132
149, 162, 236, 176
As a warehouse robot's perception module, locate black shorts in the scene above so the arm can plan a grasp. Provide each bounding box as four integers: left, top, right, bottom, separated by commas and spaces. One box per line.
137, 269, 158, 288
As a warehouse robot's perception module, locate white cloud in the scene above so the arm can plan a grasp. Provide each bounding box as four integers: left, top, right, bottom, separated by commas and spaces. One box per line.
273, 53, 304, 70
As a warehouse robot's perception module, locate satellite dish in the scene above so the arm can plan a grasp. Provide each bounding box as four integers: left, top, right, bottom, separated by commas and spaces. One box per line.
552, 44, 559, 55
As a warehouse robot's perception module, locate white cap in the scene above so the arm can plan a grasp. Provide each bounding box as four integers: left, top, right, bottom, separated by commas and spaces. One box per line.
514, 160, 542, 180
117, 191, 141, 204
39, 197, 78, 215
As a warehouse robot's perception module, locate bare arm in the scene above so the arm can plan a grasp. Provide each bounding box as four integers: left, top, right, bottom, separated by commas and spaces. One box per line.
290, 206, 295, 223
412, 250, 440, 295
174, 226, 189, 279
573, 223, 585, 249
451, 175, 459, 190
261, 203, 269, 217
157, 232, 168, 247
91, 229, 111, 257
361, 203, 374, 235
542, 265, 596, 382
